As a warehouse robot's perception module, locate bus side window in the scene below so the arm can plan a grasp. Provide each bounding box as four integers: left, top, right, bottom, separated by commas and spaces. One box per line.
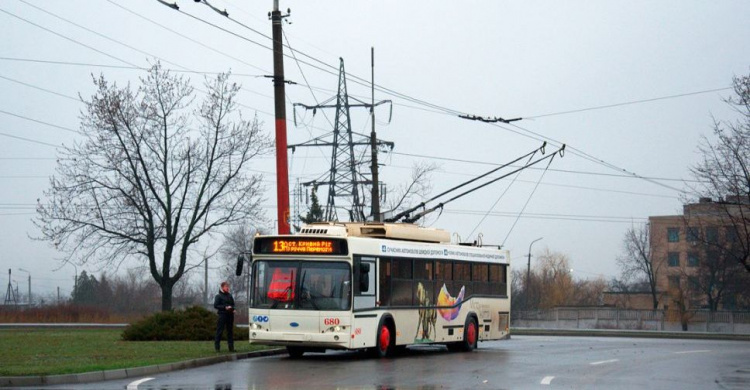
379, 258, 391, 306
391, 258, 413, 306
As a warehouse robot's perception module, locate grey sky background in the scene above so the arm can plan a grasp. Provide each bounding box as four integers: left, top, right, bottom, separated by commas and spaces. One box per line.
1, 0, 749, 300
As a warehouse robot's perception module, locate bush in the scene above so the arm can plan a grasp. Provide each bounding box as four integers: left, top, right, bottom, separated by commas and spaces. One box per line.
122, 306, 248, 341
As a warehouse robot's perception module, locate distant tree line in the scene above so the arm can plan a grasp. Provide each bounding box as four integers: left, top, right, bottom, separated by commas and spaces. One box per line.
511, 248, 607, 312
69, 269, 203, 315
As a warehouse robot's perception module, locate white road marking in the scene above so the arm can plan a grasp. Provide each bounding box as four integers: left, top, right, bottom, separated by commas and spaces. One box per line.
541, 376, 555, 385
590, 359, 619, 366
127, 377, 154, 390
674, 350, 711, 354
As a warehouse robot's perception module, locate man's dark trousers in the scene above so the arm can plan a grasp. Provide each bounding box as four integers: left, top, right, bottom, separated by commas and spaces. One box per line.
215, 312, 234, 351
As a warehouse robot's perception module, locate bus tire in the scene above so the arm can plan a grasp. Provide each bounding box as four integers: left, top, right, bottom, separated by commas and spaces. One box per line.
373, 318, 395, 358
459, 316, 478, 352
287, 346, 305, 359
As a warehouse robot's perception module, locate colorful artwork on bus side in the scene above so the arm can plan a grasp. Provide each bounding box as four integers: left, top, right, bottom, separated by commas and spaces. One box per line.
415, 282, 437, 342
437, 284, 465, 321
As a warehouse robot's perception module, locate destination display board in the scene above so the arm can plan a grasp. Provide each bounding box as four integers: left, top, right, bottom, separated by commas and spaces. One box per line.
254, 237, 348, 256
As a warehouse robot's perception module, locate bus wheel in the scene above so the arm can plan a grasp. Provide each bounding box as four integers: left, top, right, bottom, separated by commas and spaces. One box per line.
374, 322, 394, 358
287, 346, 305, 359
460, 316, 478, 352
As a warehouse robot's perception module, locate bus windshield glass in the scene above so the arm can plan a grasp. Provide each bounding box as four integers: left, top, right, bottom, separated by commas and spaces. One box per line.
251, 261, 351, 311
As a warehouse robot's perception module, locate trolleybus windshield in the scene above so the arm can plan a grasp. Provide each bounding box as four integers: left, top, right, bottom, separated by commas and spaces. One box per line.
251, 260, 351, 311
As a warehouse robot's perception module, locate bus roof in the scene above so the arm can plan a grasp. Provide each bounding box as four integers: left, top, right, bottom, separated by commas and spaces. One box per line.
298, 222, 450, 243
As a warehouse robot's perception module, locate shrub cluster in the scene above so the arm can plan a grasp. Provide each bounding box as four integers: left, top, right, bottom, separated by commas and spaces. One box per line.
122, 306, 248, 341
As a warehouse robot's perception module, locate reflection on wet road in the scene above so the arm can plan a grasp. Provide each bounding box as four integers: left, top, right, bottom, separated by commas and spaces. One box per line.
29, 336, 750, 390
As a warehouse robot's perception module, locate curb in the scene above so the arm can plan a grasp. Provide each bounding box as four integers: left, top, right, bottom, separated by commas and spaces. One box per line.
0, 348, 286, 388
511, 327, 750, 341
0, 323, 128, 329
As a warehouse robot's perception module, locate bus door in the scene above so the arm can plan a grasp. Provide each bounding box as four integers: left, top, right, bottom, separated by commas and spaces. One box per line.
353, 256, 376, 310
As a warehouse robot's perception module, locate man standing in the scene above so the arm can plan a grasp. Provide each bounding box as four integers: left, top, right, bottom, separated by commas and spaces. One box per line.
214, 281, 235, 352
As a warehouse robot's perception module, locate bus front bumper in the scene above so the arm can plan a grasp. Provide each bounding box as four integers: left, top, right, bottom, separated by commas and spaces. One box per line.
248, 330, 352, 349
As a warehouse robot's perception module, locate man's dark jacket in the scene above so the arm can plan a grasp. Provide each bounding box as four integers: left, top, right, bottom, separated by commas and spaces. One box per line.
213, 290, 235, 314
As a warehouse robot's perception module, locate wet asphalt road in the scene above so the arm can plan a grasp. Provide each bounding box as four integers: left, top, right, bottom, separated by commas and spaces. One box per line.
25, 336, 750, 389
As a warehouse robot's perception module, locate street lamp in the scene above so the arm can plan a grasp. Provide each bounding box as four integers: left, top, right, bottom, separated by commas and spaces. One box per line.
17, 268, 30, 306
53, 262, 78, 300
526, 237, 543, 310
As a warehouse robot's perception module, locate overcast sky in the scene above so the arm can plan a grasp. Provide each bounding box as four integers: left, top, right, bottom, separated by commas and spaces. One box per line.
1, 0, 749, 300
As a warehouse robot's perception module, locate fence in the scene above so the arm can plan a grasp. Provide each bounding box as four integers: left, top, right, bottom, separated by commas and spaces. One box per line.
512, 308, 750, 334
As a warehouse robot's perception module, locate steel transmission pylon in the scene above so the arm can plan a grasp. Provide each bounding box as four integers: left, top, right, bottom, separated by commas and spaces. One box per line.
290, 58, 393, 222
4, 269, 17, 306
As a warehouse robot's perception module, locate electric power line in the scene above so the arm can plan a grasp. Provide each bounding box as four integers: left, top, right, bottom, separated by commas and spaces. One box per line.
0, 7, 138, 67
526, 87, 733, 119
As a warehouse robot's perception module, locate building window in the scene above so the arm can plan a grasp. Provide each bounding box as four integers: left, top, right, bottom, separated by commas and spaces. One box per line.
725, 226, 739, 243
668, 252, 680, 267
687, 227, 700, 243
705, 250, 719, 266
687, 252, 699, 267
706, 227, 719, 244
688, 276, 700, 290
667, 228, 680, 242
668, 275, 680, 289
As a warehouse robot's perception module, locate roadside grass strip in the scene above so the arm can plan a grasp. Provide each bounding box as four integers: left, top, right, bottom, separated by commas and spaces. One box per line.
0, 328, 269, 377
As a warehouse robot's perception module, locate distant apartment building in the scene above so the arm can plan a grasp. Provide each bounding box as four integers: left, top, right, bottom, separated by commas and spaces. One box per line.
649, 197, 748, 311
604, 197, 748, 310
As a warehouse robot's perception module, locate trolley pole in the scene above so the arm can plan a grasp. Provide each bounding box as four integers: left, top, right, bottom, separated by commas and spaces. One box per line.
369, 47, 381, 221
271, 0, 290, 234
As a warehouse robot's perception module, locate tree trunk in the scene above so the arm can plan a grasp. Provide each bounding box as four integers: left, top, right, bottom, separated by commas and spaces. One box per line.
161, 281, 173, 311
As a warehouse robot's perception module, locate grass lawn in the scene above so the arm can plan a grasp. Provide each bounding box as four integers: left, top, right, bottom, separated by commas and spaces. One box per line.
0, 328, 271, 376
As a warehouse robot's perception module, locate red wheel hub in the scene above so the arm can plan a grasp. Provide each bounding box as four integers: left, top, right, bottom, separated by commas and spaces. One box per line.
467, 322, 477, 346
379, 325, 390, 352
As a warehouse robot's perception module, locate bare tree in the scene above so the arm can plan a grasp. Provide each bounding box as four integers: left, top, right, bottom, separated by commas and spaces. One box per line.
534, 249, 574, 309
381, 161, 438, 221
688, 72, 750, 273
218, 223, 267, 304
35, 63, 271, 311
689, 245, 746, 311
616, 224, 661, 309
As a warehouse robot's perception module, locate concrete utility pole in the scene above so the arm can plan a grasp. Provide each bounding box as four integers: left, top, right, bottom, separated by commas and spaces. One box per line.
526, 237, 543, 309
271, 0, 291, 234
369, 47, 381, 221
204, 257, 209, 307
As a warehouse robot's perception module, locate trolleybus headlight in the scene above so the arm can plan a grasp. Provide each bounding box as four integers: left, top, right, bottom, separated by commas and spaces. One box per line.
325, 325, 346, 333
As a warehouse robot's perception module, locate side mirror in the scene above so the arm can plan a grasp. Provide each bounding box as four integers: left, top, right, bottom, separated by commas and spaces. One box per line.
235, 254, 250, 276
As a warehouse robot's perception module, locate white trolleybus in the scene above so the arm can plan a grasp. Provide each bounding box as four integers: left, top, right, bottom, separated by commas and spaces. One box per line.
236, 222, 511, 358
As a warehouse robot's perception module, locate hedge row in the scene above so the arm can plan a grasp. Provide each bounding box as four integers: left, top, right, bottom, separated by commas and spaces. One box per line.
122, 306, 248, 341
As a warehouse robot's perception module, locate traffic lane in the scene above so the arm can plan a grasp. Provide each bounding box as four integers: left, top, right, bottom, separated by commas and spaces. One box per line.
505, 336, 750, 389
27, 336, 750, 389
